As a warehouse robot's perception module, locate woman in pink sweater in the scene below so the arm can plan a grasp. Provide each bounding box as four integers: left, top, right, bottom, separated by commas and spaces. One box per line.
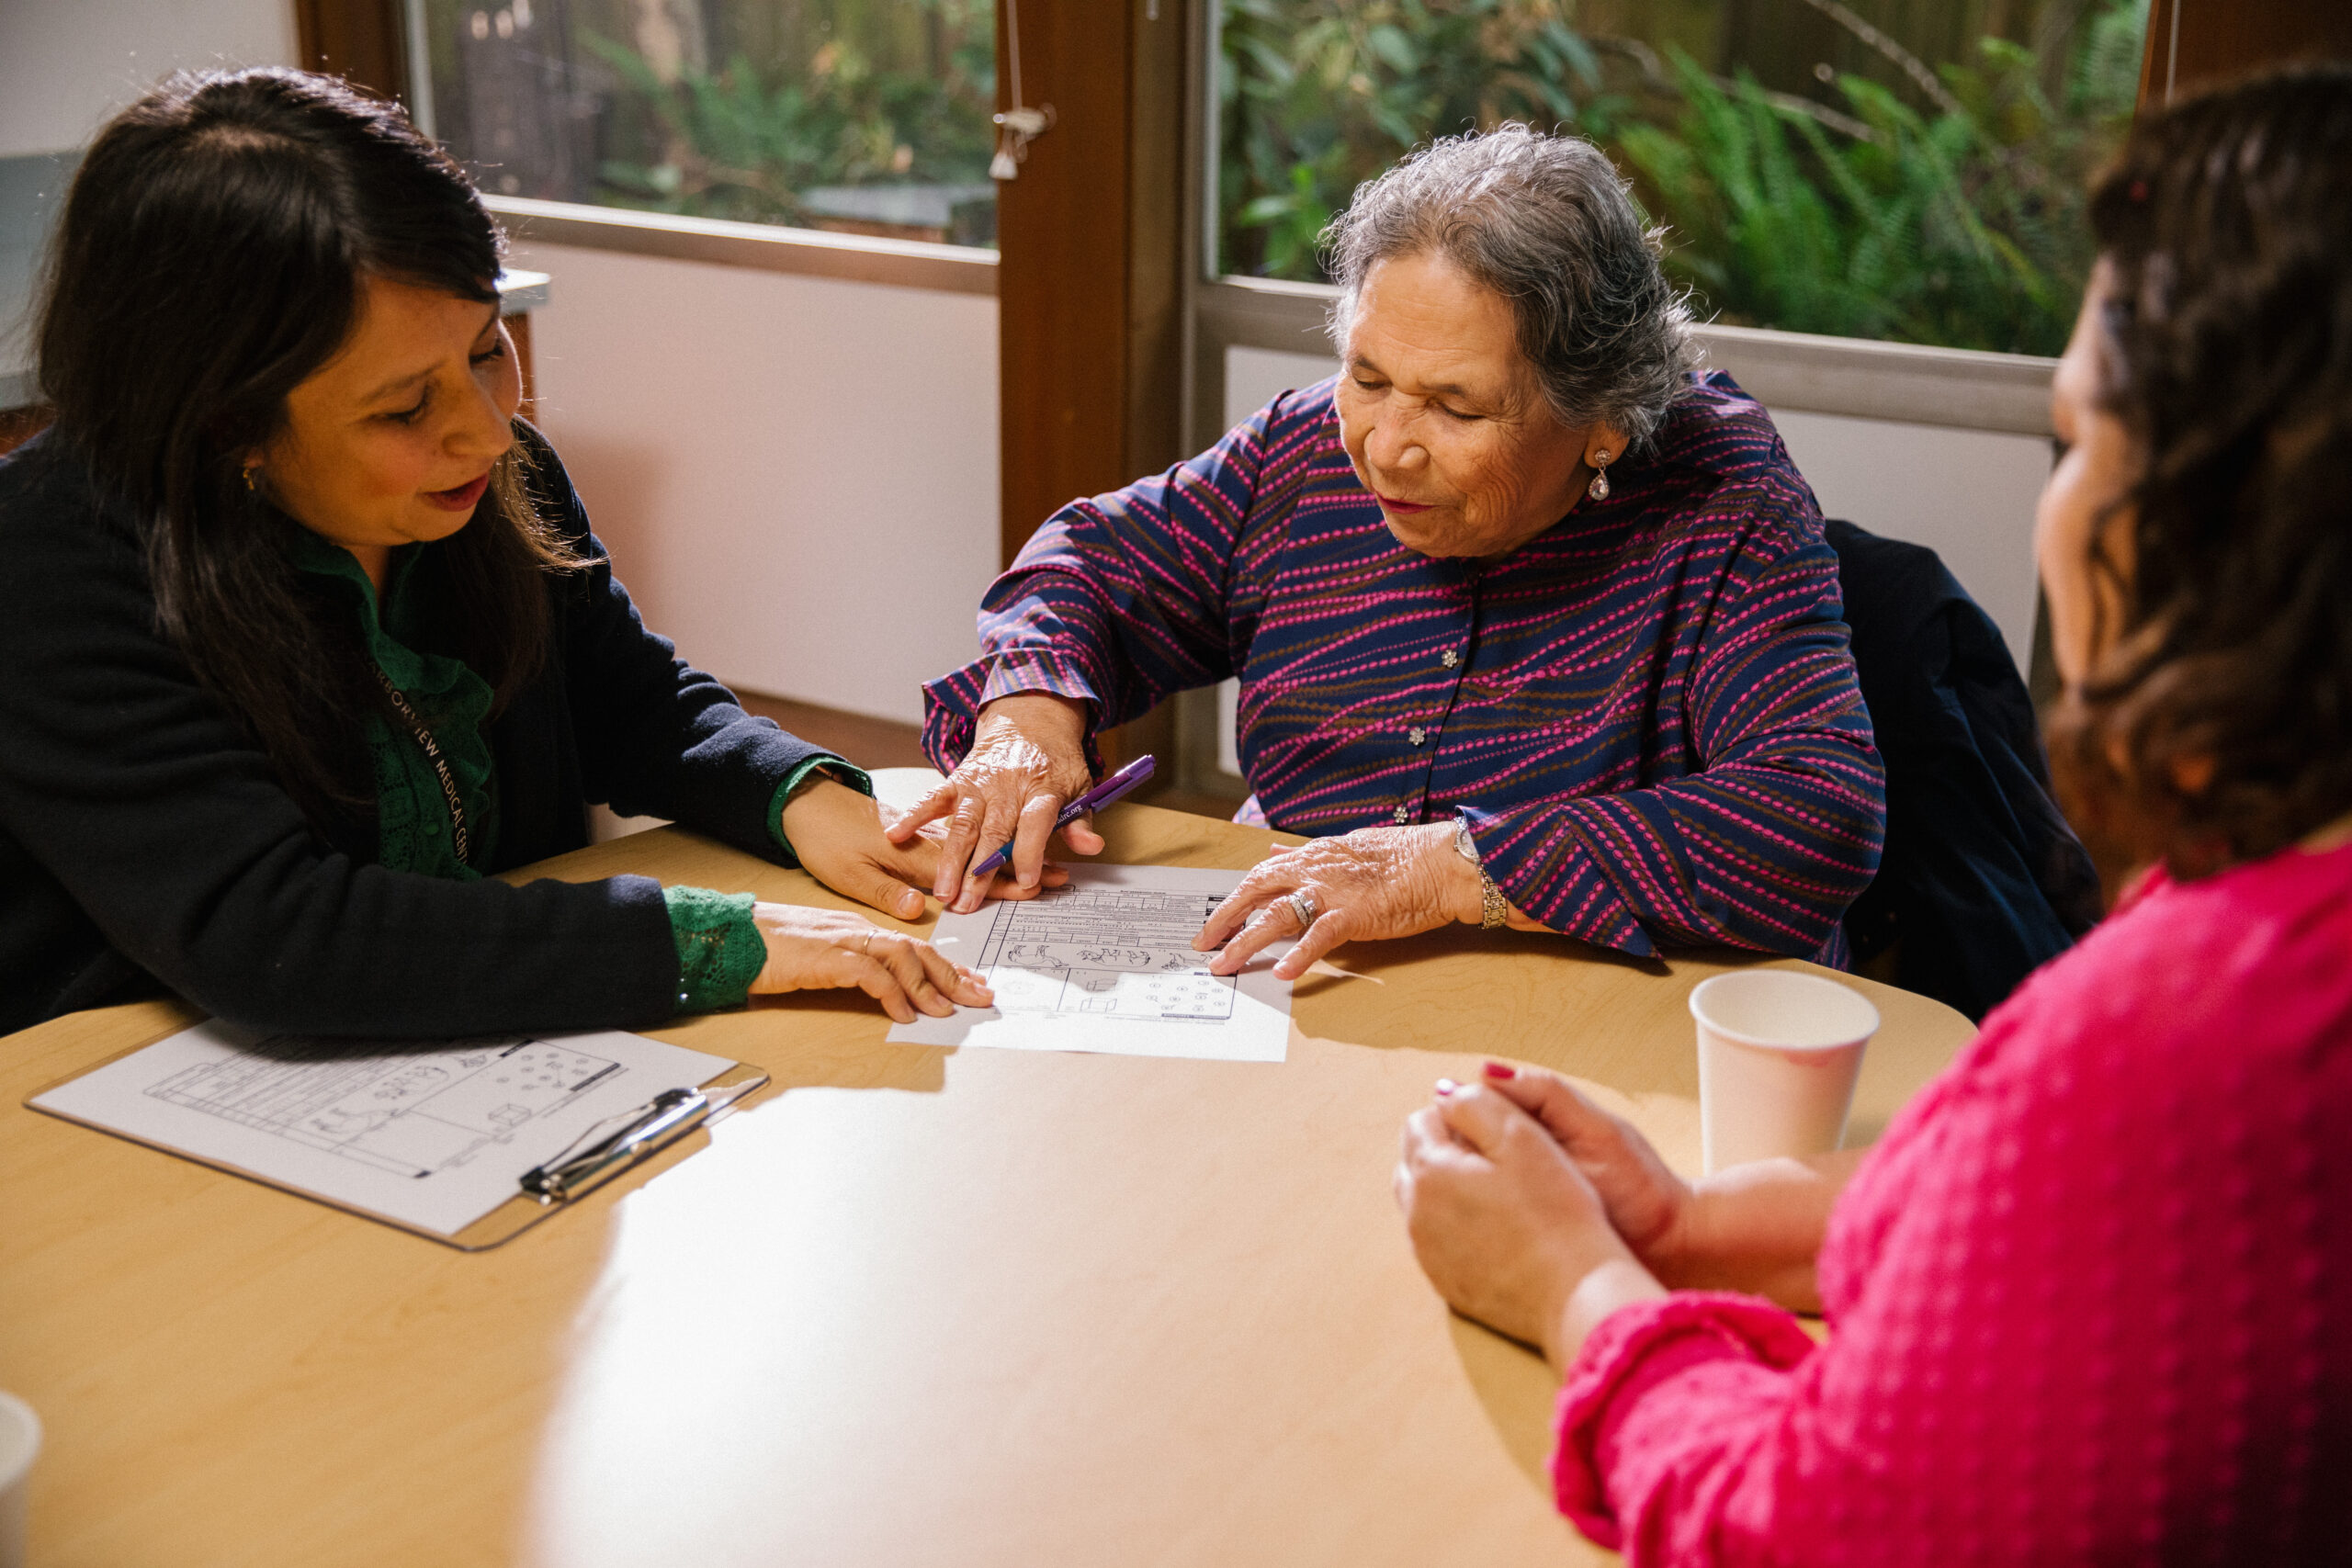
1393, 67, 2352, 1565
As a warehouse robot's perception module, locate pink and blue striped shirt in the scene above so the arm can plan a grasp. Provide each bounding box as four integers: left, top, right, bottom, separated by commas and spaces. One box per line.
922, 372, 1884, 963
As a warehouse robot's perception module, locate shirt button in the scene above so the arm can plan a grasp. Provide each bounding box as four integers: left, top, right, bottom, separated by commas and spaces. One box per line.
1441, 649, 1460, 669
1393, 803, 1411, 824
1408, 727, 1427, 746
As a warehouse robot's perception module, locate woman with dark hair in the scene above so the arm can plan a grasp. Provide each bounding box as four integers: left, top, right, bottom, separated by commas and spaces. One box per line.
1392, 67, 2352, 1564
0, 68, 1016, 1039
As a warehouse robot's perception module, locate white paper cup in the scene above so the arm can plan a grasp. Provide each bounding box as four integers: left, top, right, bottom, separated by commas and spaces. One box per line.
1690, 971, 1880, 1175
0, 1391, 38, 1568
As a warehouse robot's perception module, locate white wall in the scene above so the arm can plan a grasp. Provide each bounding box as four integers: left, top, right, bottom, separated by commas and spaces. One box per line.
0, 0, 296, 157
508, 241, 1000, 726
1225, 345, 2049, 673
1771, 410, 2048, 674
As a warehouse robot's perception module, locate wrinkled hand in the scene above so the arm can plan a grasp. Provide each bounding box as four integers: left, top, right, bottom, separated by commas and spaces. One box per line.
746, 902, 993, 1024
786, 779, 1064, 922
1395, 1079, 1659, 1364
1195, 824, 1476, 980
885, 694, 1101, 913
1479, 1063, 1696, 1277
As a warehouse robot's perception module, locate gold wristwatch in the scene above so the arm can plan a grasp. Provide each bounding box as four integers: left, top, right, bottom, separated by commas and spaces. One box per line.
1453, 818, 1508, 930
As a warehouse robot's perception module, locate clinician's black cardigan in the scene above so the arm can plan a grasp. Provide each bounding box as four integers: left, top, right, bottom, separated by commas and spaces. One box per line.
0, 428, 827, 1039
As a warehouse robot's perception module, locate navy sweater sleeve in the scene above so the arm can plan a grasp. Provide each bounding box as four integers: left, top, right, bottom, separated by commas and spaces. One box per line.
0, 435, 804, 1040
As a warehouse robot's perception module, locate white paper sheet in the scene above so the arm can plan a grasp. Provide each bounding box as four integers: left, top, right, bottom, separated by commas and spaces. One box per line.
888, 864, 1294, 1062
31, 1022, 735, 1235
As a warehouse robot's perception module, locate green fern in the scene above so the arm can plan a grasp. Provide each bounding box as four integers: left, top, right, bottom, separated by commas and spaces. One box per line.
586, 2, 994, 229
1220, 0, 2146, 356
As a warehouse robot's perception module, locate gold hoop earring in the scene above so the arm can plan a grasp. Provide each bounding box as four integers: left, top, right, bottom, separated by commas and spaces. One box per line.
1587, 450, 1612, 502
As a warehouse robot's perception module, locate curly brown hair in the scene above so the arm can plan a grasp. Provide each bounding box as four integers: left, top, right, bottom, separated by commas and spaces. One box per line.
2050, 64, 2352, 878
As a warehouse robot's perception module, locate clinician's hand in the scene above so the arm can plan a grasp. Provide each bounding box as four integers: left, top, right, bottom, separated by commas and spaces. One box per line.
885, 693, 1102, 912
744, 903, 991, 1024
786, 777, 1065, 922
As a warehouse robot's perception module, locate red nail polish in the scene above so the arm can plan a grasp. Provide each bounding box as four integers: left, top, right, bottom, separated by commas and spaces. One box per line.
1484, 1062, 1516, 1079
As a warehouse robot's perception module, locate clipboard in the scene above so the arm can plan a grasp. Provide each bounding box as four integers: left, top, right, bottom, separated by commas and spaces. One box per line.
27, 1016, 773, 1251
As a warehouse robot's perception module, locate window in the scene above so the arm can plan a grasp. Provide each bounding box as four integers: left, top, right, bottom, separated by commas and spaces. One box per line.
407, 0, 998, 246
1216, 0, 2150, 356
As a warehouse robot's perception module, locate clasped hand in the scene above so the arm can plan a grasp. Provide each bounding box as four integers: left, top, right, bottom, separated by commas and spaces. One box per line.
1395, 1066, 1684, 1368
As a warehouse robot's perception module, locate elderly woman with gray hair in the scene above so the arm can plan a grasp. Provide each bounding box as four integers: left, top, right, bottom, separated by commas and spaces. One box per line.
899, 124, 1886, 971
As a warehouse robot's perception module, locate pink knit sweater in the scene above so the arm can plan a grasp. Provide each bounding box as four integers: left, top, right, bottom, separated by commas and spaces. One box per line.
1554, 841, 2352, 1564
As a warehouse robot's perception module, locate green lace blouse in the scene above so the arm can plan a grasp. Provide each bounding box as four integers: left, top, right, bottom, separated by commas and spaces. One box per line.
292, 533, 869, 1013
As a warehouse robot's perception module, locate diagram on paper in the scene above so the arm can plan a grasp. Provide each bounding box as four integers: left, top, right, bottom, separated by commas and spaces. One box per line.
978, 886, 1238, 1021
141, 1039, 622, 1179
33, 1023, 736, 1237
889, 864, 1295, 1062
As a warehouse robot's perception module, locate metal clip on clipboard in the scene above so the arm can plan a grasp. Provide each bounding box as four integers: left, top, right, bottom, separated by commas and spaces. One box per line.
520, 1073, 771, 1206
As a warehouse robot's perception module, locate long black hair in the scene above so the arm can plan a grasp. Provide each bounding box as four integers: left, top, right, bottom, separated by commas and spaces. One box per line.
2049, 64, 2352, 874
35, 67, 585, 827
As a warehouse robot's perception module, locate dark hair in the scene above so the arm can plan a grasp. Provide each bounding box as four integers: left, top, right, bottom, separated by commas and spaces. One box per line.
35, 68, 583, 828
2050, 64, 2352, 876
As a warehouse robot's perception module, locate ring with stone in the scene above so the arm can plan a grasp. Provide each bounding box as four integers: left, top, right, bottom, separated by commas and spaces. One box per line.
1286, 890, 1318, 930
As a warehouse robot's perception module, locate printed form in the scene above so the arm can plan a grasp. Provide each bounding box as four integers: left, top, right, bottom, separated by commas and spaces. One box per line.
888, 864, 1295, 1062
32, 1023, 734, 1235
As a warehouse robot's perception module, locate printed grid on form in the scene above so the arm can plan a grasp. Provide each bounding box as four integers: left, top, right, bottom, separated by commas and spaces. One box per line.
888, 864, 1295, 1061
974, 886, 1239, 1021
143, 1040, 625, 1179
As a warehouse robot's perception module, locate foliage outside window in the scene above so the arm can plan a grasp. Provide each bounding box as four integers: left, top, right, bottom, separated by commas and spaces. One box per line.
410, 0, 998, 247
1220, 0, 2149, 356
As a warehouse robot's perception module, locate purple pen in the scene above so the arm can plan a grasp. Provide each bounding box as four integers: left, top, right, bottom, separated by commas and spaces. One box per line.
970, 754, 1155, 878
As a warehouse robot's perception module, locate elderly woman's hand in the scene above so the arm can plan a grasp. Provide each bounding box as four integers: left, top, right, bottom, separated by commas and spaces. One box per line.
885, 693, 1102, 914
1194, 823, 1481, 978
1396, 1078, 1666, 1368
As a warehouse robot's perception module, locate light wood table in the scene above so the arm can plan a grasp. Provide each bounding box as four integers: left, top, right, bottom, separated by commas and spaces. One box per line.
0, 801, 1973, 1567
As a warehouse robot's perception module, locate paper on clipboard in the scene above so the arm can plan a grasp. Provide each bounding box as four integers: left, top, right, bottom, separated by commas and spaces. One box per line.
29, 1021, 736, 1237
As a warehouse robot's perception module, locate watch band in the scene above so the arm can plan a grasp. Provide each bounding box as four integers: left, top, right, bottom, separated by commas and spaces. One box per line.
1453, 818, 1509, 931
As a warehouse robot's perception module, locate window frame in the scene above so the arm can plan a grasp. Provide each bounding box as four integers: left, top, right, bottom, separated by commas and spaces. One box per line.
1189, 276, 2058, 447
482, 196, 997, 297
307, 0, 1004, 298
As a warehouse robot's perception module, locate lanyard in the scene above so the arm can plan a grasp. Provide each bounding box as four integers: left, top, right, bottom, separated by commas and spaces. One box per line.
372, 666, 470, 868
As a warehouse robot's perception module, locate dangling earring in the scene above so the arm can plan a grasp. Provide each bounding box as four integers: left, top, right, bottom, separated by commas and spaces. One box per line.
242, 465, 260, 493
1587, 450, 1612, 502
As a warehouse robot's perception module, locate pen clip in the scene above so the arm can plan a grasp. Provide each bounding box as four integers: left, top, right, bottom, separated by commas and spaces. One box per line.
1068, 753, 1154, 817
518, 1075, 765, 1205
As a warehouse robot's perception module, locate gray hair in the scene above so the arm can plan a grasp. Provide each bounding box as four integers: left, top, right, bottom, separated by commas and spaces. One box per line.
1323, 123, 1701, 450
